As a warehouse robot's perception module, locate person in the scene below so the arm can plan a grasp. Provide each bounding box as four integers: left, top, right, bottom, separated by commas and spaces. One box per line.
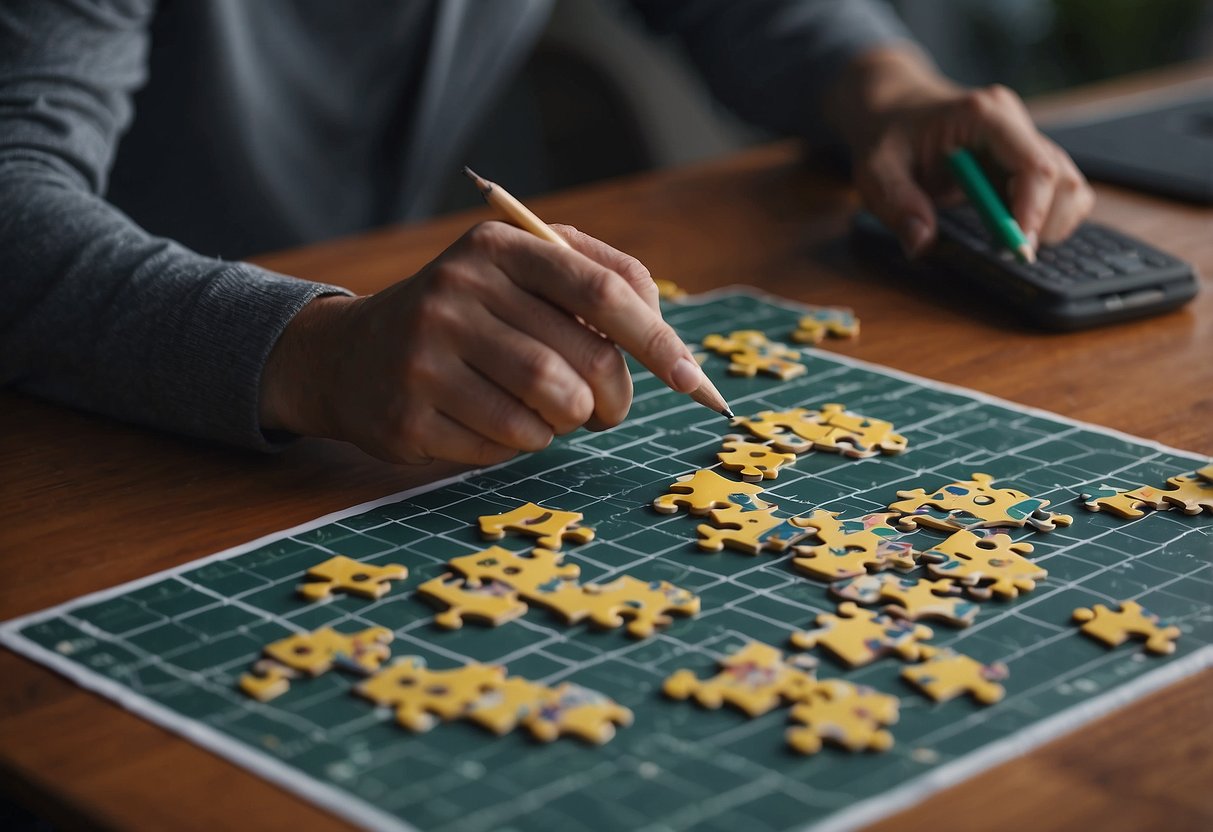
0, 1, 1094, 467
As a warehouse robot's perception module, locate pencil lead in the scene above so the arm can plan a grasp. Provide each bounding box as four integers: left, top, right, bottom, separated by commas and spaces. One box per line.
722, 408, 735, 420
462, 165, 492, 196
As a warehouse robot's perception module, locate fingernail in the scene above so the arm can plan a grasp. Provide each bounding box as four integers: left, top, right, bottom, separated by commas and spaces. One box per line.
902, 217, 931, 259
671, 356, 705, 394
1025, 230, 1039, 250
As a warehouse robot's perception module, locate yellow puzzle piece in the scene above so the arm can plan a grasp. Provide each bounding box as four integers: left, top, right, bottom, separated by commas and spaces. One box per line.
1072, 600, 1181, 655
702, 331, 806, 380
357, 657, 508, 732
791, 510, 919, 581
717, 436, 798, 481
663, 641, 819, 717
415, 573, 528, 629
901, 646, 1008, 704
296, 555, 408, 602
478, 502, 595, 549
1152, 472, 1213, 515
448, 545, 580, 597
804, 403, 907, 458
732, 408, 837, 454
238, 659, 299, 703
696, 504, 815, 555
785, 679, 898, 755
652, 468, 769, 515
520, 682, 635, 745
263, 626, 393, 676
790, 308, 860, 345
539, 575, 700, 639
463, 676, 552, 736
653, 278, 686, 300
920, 530, 1045, 600
830, 574, 979, 627
1079, 483, 1167, 519
790, 602, 933, 667
890, 472, 1072, 533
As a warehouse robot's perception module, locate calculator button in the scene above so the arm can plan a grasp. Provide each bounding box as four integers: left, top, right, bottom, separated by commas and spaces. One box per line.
1102, 253, 1148, 273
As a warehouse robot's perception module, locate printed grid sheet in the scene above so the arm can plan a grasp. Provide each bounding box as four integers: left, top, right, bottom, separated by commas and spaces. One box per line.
3, 290, 1211, 832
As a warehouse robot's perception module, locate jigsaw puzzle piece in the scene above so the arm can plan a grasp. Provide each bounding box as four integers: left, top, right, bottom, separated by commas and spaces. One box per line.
789, 602, 933, 667
563, 576, 700, 638
920, 530, 1044, 600
806, 403, 908, 458
717, 436, 798, 481
521, 683, 635, 745
732, 408, 839, 454
831, 574, 979, 627
1153, 472, 1213, 515
357, 657, 507, 732
415, 573, 528, 629
702, 331, 806, 380
654, 278, 686, 300
785, 679, 898, 755
296, 555, 408, 602
263, 626, 393, 677
652, 468, 769, 515
448, 545, 581, 597
478, 502, 595, 549
1072, 601, 1181, 655
791, 510, 919, 581
901, 646, 1008, 704
663, 641, 819, 717
238, 659, 299, 702
891, 472, 1072, 533
1078, 483, 1162, 519
790, 308, 859, 345
464, 676, 552, 735
696, 504, 814, 555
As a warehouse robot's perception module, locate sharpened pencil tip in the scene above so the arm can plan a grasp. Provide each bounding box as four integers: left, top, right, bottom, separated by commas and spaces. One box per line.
463, 165, 492, 196
722, 409, 734, 420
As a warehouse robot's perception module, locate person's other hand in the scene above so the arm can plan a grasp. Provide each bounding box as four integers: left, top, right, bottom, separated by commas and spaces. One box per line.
259, 222, 704, 465
826, 48, 1095, 258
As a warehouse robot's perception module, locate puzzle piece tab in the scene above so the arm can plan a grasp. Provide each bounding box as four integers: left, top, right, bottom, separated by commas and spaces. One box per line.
663, 641, 819, 717
357, 657, 507, 732
717, 436, 798, 481
1072, 601, 1181, 655
831, 574, 979, 627
545, 575, 700, 639
791, 510, 919, 581
703, 331, 806, 380
297, 555, 408, 602
652, 468, 769, 515
263, 626, 393, 676
901, 647, 1008, 704
790, 602, 933, 667
696, 504, 814, 555
790, 308, 860, 345
891, 472, 1072, 533
415, 573, 528, 629
448, 545, 580, 597
478, 502, 595, 549
920, 530, 1044, 600
786, 679, 898, 755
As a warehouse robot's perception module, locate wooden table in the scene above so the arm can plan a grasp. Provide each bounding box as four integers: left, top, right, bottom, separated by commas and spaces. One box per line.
2, 64, 1211, 831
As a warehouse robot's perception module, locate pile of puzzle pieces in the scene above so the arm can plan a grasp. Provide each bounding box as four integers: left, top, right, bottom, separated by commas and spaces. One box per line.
238, 626, 632, 744
700, 310, 859, 379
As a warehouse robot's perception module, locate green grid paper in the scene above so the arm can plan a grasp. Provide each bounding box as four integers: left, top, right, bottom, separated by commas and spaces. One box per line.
3, 291, 1210, 832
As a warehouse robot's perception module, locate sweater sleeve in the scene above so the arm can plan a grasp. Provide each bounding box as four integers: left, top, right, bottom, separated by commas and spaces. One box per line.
626, 0, 916, 141
0, 0, 350, 450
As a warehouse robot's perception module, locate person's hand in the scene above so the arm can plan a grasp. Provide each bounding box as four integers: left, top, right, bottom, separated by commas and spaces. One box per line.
259, 222, 706, 465
825, 48, 1095, 258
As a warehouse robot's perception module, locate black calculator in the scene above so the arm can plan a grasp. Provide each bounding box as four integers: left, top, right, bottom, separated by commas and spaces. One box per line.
851, 206, 1199, 330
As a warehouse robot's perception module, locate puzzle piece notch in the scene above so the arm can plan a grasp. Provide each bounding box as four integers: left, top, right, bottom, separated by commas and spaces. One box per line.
663, 641, 820, 717
891, 472, 1073, 533
542, 575, 701, 639
920, 530, 1044, 600
717, 435, 798, 482
901, 646, 1008, 704
790, 309, 860, 345
791, 510, 920, 581
786, 679, 898, 755
696, 504, 814, 555
1073, 601, 1181, 655
296, 555, 408, 602
831, 574, 979, 627
652, 468, 769, 515
790, 602, 933, 667
478, 502, 595, 550
356, 657, 508, 732
415, 573, 528, 629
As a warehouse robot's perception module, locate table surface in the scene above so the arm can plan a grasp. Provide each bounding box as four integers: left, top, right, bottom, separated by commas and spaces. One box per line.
2, 62, 1211, 832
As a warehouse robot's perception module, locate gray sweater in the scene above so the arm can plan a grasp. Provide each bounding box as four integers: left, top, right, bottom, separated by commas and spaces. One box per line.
0, 0, 907, 450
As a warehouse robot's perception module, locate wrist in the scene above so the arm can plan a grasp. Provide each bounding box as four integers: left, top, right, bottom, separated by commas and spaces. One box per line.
259, 293, 358, 438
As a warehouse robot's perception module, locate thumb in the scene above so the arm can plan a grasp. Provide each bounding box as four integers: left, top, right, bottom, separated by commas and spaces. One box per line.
857, 142, 937, 258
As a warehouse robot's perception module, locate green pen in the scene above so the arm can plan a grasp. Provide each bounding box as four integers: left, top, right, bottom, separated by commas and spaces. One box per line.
947, 148, 1036, 264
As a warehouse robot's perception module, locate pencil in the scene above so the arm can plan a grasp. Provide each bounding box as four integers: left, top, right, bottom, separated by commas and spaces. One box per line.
947, 148, 1036, 264
463, 166, 733, 420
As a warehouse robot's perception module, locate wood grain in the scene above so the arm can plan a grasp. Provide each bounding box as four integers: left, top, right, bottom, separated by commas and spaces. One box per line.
2, 62, 1211, 831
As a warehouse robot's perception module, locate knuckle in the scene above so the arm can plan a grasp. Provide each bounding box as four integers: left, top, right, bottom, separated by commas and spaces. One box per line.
585, 341, 621, 380
466, 220, 507, 252
642, 323, 681, 363
562, 385, 595, 429
1026, 151, 1058, 181
521, 351, 563, 397
583, 267, 626, 309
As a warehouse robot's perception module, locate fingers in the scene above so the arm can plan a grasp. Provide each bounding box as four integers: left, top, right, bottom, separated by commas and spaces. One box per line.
552, 224, 660, 313
396, 409, 520, 468
436, 359, 557, 451
1037, 145, 1095, 245
856, 136, 938, 258
474, 222, 705, 395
